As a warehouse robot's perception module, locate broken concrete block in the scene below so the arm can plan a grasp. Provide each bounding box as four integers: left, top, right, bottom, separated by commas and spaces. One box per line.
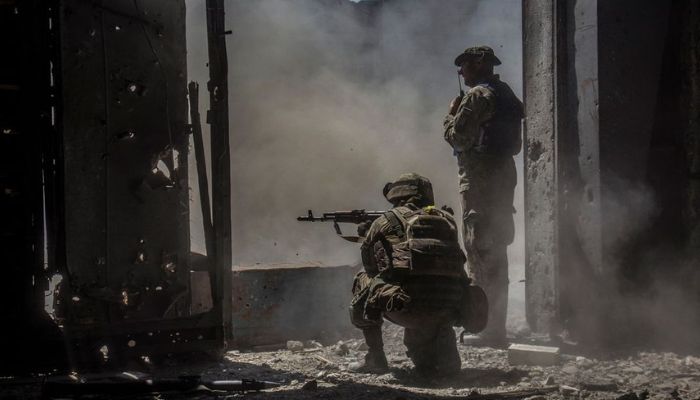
562, 365, 579, 374
286, 340, 304, 352
507, 344, 560, 366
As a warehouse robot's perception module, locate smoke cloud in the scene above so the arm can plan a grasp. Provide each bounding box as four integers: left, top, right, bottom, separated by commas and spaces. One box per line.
187, 0, 522, 267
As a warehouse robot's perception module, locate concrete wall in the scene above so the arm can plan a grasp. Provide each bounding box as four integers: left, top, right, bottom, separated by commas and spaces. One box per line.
523, 0, 700, 347
229, 263, 358, 348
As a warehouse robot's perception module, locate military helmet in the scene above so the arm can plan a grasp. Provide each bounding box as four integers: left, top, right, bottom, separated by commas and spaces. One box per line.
383, 173, 434, 206
454, 45, 502, 67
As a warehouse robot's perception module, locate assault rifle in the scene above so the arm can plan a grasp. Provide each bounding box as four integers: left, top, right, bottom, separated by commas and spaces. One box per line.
297, 209, 385, 242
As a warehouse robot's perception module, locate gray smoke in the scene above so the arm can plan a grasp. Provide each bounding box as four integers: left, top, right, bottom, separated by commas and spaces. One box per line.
186, 0, 522, 267
185, 1, 524, 331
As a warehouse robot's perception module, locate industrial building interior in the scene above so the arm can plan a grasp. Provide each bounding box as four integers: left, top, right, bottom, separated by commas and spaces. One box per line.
1, 0, 699, 398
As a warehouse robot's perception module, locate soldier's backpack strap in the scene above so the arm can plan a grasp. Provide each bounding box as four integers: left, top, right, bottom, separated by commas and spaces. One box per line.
383, 210, 406, 241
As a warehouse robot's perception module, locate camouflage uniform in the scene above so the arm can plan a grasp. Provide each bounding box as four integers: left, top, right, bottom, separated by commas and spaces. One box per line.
444, 49, 523, 342
349, 173, 477, 376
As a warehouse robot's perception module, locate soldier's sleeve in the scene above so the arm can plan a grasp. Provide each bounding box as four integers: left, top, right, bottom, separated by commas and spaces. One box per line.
360, 216, 388, 276
443, 86, 496, 152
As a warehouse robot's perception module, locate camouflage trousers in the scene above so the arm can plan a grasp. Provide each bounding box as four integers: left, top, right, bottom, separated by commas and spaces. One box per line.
349, 271, 461, 375
458, 152, 516, 341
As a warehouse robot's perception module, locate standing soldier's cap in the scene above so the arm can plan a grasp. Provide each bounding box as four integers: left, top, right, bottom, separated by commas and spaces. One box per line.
454, 46, 502, 66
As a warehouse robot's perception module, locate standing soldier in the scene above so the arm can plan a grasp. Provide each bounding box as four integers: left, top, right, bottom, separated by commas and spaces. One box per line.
443, 46, 523, 346
348, 173, 487, 376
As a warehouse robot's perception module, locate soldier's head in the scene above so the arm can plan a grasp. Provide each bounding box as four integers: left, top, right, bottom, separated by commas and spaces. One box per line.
383, 173, 434, 208
454, 46, 501, 87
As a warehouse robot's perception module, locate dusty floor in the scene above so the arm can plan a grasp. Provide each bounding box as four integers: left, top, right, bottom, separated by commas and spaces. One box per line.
198, 324, 700, 400
4, 323, 700, 399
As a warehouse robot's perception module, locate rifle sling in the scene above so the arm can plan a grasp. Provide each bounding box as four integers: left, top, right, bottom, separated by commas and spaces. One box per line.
383, 210, 406, 241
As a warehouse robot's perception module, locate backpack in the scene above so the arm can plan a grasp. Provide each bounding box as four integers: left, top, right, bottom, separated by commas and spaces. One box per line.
383, 206, 466, 278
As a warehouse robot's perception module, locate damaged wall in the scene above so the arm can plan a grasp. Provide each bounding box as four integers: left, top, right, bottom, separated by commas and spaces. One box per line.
523, 0, 700, 349
53, 0, 225, 366
60, 0, 190, 323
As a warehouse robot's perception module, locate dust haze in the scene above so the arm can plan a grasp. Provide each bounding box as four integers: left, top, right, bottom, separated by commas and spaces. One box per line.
185, 1, 523, 283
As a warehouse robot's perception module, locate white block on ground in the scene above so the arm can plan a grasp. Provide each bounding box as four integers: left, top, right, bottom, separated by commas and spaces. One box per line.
508, 343, 560, 366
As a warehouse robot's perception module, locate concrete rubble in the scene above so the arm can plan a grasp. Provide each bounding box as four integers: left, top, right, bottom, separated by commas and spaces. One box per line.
5, 324, 700, 399
508, 344, 560, 366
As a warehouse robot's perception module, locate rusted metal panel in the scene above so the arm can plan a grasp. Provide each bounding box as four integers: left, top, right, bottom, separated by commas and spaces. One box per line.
229, 263, 358, 348
60, 0, 189, 324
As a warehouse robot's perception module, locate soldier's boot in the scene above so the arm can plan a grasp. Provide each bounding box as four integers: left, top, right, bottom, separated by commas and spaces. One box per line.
463, 247, 509, 348
406, 325, 461, 378
349, 327, 389, 374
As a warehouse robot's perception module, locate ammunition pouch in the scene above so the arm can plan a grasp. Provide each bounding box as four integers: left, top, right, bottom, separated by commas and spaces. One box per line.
350, 273, 382, 328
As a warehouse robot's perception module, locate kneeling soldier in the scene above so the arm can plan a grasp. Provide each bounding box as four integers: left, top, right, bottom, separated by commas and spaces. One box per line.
349, 173, 487, 376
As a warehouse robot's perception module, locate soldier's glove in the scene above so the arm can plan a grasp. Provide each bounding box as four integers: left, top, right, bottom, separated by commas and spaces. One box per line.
357, 221, 372, 237
449, 94, 464, 116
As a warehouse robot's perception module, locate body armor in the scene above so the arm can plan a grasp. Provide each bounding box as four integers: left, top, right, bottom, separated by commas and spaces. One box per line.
475, 79, 524, 156
374, 206, 467, 310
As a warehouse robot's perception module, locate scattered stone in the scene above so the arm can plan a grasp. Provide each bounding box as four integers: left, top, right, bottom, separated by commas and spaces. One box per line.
580, 379, 618, 392
624, 366, 644, 374
560, 385, 580, 396
684, 356, 700, 367
562, 365, 579, 375
524, 396, 546, 400
286, 340, 304, 352
302, 380, 318, 391
306, 340, 323, 349
357, 342, 369, 351
507, 344, 560, 366
334, 342, 350, 356
543, 375, 556, 385
630, 375, 650, 386
576, 356, 595, 367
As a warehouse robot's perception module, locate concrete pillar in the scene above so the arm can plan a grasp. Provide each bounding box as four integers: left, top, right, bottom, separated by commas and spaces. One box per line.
522, 0, 560, 335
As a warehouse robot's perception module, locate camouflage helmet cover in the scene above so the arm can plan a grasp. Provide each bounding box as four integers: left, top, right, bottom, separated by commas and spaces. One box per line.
454, 45, 502, 67
383, 173, 434, 205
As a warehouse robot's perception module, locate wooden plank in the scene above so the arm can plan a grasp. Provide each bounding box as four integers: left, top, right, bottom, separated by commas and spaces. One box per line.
205, 0, 233, 343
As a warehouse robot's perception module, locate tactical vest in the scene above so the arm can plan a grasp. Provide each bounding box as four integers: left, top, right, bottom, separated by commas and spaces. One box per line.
377, 206, 467, 309
474, 79, 524, 156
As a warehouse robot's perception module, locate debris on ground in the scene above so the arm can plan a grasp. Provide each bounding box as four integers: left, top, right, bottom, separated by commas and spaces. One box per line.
507, 344, 560, 366
4, 323, 700, 399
